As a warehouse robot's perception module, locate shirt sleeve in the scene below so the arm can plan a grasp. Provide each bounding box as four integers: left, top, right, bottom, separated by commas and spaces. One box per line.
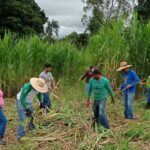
81, 72, 87, 80
20, 84, 32, 108
87, 79, 92, 98
105, 79, 114, 97
131, 70, 140, 84
146, 78, 150, 87
37, 93, 43, 103
50, 73, 54, 80
39, 73, 44, 79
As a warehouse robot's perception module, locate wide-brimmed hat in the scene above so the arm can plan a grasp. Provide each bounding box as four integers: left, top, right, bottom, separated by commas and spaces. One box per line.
117, 62, 132, 71
30, 78, 48, 93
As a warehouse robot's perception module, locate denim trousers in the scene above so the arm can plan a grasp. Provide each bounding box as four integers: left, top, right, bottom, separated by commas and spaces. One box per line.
93, 99, 110, 129
123, 92, 135, 119
147, 88, 150, 104
16, 100, 34, 139
0, 108, 7, 139
43, 93, 51, 110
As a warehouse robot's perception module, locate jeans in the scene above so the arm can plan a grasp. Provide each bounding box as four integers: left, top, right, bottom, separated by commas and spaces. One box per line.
16, 100, 34, 139
85, 83, 89, 97
123, 93, 135, 119
147, 88, 150, 104
43, 93, 51, 111
0, 108, 7, 139
93, 99, 110, 129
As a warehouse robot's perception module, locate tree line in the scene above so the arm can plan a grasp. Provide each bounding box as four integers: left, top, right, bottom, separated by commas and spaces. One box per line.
0, 0, 150, 48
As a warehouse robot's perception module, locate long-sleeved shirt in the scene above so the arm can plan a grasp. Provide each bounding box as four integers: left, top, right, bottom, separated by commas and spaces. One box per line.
81, 70, 93, 83
17, 83, 43, 108
121, 69, 140, 93
146, 76, 150, 88
87, 77, 114, 100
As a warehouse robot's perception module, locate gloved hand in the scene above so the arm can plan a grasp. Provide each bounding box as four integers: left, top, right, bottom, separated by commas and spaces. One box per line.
39, 103, 45, 109
25, 108, 32, 117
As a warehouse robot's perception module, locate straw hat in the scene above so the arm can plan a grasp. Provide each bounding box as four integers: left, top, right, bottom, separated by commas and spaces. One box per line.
30, 78, 48, 93
117, 62, 132, 72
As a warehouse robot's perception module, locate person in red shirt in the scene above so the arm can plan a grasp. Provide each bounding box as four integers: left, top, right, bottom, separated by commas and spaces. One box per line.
80, 66, 94, 96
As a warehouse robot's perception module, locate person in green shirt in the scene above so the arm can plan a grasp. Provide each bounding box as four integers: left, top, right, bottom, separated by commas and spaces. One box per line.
145, 76, 150, 108
16, 78, 48, 140
87, 68, 115, 129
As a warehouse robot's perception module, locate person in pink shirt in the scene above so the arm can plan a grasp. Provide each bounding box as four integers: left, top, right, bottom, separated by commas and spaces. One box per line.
0, 90, 7, 145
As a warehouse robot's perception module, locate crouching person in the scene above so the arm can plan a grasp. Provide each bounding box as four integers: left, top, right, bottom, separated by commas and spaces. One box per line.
16, 78, 47, 140
87, 69, 115, 129
0, 90, 7, 145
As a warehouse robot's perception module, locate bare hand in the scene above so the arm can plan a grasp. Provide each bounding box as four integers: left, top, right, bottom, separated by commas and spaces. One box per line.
115, 88, 121, 95
111, 97, 115, 104
126, 84, 132, 89
86, 100, 90, 108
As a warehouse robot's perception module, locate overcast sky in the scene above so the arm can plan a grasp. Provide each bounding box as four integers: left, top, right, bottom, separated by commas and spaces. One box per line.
36, 0, 85, 37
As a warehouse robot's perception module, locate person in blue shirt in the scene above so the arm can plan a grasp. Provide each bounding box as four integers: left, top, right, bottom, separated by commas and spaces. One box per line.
117, 62, 140, 119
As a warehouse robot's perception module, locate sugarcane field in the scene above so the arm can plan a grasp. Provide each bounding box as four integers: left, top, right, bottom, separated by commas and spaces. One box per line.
0, 0, 150, 150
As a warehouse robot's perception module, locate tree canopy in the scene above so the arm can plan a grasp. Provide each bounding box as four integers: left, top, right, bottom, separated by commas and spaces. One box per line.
137, 0, 150, 23
0, 0, 48, 37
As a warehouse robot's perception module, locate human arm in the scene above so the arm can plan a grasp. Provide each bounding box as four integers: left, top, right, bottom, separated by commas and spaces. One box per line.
86, 79, 92, 107
146, 78, 150, 88
37, 93, 43, 103
20, 84, 32, 109
105, 79, 115, 103
80, 72, 87, 81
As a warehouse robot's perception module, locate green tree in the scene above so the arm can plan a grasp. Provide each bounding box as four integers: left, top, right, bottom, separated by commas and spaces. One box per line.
0, 0, 47, 37
64, 32, 89, 48
137, 0, 150, 23
82, 0, 132, 34
45, 19, 59, 42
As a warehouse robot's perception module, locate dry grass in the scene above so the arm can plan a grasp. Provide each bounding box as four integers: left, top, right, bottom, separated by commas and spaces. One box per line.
1, 86, 150, 150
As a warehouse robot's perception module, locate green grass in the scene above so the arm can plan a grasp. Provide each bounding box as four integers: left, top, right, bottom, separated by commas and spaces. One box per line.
0, 16, 149, 150
1, 83, 150, 150
0, 17, 149, 96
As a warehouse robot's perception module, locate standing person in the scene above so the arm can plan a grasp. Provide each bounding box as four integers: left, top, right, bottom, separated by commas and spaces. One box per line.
16, 78, 47, 140
0, 90, 7, 145
87, 68, 115, 129
142, 75, 150, 109
80, 66, 94, 97
39, 63, 55, 111
117, 62, 140, 119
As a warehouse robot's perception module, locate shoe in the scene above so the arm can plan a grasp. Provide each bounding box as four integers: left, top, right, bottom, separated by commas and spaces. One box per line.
17, 137, 30, 142
28, 122, 35, 130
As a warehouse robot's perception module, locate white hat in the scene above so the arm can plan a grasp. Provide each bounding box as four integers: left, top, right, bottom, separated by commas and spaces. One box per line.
117, 62, 132, 72
30, 78, 48, 93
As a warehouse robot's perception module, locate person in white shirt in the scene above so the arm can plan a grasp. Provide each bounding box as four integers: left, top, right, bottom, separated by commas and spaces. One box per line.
39, 63, 54, 111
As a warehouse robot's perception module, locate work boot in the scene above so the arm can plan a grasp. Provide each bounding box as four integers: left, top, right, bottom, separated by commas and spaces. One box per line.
28, 122, 35, 130
17, 136, 30, 143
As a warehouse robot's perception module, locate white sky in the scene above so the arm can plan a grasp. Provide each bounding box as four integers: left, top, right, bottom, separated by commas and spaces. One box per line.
36, 0, 85, 37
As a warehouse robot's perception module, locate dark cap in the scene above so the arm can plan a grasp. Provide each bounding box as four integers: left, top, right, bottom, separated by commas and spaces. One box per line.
44, 63, 53, 68
92, 68, 101, 75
